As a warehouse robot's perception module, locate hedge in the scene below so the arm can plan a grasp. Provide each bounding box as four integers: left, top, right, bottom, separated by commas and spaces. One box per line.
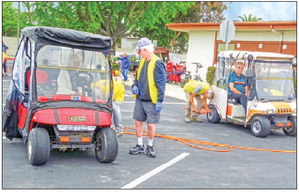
206, 66, 216, 86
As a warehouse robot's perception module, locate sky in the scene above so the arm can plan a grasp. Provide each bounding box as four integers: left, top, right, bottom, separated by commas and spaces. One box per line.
223, 2, 297, 21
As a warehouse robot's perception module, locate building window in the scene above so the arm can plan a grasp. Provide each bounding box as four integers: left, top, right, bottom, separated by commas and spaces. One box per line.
258, 44, 263, 49
218, 43, 235, 52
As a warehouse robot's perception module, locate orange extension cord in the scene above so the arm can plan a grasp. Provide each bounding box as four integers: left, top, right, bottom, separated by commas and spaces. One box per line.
123, 127, 296, 153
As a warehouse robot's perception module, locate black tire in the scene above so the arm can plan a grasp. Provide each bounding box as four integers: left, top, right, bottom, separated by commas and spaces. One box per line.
95, 128, 118, 163
283, 116, 297, 136
207, 105, 221, 123
250, 116, 271, 137
27, 128, 51, 166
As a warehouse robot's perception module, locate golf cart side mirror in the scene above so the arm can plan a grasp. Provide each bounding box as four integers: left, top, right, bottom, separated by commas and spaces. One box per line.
245, 69, 254, 78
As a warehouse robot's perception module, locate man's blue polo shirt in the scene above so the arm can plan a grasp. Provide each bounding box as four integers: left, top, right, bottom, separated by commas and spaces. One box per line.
228, 71, 247, 95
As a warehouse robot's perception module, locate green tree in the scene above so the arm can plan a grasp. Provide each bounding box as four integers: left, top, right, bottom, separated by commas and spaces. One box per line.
134, 2, 194, 52
135, 2, 227, 53
237, 14, 262, 22
32, 2, 152, 49
32, 2, 195, 50
2, 2, 19, 36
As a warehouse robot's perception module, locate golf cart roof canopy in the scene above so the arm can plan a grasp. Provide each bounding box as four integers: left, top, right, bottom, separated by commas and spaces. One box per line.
218, 51, 294, 61
21, 26, 112, 54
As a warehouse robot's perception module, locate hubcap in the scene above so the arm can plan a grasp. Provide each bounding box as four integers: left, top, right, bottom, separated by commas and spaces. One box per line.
252, 121, 261, 133
95, 138, 102, 152
208, 110, 214, 119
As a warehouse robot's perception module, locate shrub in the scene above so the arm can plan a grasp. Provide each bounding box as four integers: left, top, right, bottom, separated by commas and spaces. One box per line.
111, 61, 120, 71
206, 66, 216, 86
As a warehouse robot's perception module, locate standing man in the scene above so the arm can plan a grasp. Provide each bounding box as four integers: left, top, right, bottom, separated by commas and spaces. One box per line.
129, 38, 166, 158
2, 40, 9, 76
183, 80, 214, 123
111, 79, 125, 137
118, 53, 131, 82
91, 78, 125, 137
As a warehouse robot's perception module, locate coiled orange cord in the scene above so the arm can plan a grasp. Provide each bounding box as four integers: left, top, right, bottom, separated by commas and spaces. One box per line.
123, 127, 296, 153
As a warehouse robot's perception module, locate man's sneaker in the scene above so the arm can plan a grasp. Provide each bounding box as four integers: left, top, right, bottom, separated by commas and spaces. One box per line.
129, 145, 145, 155
184, 116, 191, 123
145, 145, 156, 158
116, 128, 123, 137
116, 131, 123, 137
191, 115, 202, 123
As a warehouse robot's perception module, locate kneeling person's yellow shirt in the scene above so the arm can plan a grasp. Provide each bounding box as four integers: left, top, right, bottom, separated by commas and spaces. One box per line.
91, 80, 125, 103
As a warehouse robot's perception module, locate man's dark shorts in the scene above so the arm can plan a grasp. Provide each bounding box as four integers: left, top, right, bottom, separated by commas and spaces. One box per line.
133, 98, 160, 124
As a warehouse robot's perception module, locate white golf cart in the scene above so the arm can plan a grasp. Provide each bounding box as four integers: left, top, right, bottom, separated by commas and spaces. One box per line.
207, 51, 296, 137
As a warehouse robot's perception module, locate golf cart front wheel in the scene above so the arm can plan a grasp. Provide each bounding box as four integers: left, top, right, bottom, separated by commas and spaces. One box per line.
207, 105, 221, 123
95, 128, 118, 163
27, 128, 51, 166
283, 116, 297, 136
250, 116, 271, 137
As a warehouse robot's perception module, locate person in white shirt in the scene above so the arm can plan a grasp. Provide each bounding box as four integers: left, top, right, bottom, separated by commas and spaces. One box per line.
56, 54, 82, 95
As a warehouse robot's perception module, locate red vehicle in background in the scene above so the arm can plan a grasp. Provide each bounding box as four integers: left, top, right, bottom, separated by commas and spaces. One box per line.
3, 26, 118, 165
154, 47, 186, 84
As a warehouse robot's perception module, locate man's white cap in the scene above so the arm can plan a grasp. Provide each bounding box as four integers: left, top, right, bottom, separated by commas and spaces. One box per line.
134, 38, 153, 53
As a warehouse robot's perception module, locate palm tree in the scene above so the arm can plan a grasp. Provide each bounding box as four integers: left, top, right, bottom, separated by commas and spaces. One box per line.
237, 14, 262, 22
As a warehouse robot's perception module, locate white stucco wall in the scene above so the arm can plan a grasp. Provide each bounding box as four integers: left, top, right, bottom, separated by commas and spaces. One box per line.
3, 36, 19, 57
121, 37, 139, 50
186, 31, 216, 81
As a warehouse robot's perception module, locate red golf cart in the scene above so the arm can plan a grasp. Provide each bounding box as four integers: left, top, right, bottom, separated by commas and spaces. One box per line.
3, 26, 118, 165
154, 47, 185, 84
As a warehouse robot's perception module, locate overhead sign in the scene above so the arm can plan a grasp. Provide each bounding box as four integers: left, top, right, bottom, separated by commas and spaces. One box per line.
219, 19, 235, 43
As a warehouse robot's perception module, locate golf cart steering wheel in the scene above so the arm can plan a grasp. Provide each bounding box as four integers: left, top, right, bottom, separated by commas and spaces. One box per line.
70, 71, 93, 87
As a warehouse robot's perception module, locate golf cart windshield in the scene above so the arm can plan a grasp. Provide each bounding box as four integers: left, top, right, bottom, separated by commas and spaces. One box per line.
35, 45, 111, 103
255, 61, 295, 101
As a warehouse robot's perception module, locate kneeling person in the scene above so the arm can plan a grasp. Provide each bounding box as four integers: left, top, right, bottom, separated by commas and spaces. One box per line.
183, 80, 214, 123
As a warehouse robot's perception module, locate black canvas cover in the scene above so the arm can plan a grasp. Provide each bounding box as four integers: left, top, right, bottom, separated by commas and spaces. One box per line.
3, 84, 21, 140
21, 26, 112, 54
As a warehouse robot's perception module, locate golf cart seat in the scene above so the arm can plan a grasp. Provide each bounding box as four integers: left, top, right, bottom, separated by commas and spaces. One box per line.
26, 70, 49, 86
24, 70, 49, 105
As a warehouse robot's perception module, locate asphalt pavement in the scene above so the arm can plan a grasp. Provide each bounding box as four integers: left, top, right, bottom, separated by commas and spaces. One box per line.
2, 69, 297, 189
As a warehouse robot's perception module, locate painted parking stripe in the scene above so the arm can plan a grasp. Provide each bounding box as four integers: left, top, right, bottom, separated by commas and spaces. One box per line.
121, 152, 190, 189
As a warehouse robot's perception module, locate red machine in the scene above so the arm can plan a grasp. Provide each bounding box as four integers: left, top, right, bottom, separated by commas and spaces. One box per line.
154, 47, 185, 84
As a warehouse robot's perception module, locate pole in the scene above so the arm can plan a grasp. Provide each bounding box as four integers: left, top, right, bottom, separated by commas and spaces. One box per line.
17, 2, 20, 42
225, 20, 229, 51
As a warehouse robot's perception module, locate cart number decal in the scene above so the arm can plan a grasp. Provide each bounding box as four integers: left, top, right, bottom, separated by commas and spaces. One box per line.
68, 116, 87, 122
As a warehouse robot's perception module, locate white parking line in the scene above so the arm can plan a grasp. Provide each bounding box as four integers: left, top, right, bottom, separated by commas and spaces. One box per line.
121, 152, 190, 189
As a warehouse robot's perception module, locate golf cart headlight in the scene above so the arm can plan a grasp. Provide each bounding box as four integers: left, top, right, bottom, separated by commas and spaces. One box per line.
57, 125, 96, 131
266, 109, 275, 114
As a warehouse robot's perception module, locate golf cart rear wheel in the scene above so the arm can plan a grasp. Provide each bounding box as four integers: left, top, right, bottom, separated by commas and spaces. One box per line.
250, 116, 271, 137
27, 128, 51, 166
283, 116, 297, 136
95, 128, 118, 163
207, 105, 221, 123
